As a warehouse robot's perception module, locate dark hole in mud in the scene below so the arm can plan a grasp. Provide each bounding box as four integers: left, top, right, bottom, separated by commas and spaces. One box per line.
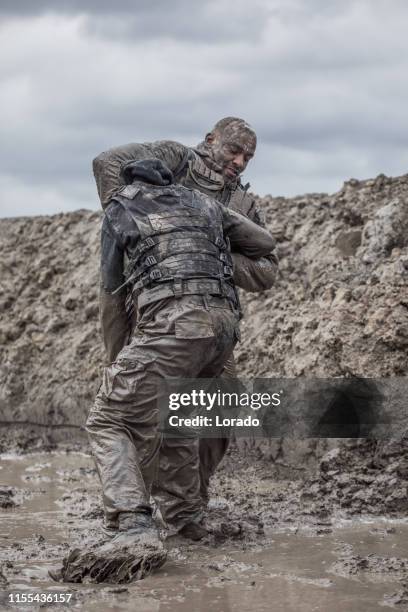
316, 391, 361, 437
252, 378, 390, 440
311, 380, 385, 438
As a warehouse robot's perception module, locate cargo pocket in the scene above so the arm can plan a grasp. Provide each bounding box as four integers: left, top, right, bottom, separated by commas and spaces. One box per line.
100, 351, 157, 402
174, 308, 215, 339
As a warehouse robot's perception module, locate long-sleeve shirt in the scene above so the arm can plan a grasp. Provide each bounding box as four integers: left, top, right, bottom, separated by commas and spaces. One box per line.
93, 140, 278, 293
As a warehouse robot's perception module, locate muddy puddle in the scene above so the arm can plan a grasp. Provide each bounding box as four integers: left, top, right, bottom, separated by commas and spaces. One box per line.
1, 451, 407, 611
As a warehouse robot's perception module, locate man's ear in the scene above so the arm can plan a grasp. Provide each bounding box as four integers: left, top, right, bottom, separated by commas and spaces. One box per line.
205, 132, 215, 145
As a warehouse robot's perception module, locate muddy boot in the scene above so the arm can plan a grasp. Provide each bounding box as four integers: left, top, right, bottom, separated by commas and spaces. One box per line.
50, 512, 167, 584
178, 517, 243, 542
178, 521, 209, 541
101, 516, 119, 539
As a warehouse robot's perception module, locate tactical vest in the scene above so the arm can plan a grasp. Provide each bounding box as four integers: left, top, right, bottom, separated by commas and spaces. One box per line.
111, 181, 240, 312
176, 150, 256, 219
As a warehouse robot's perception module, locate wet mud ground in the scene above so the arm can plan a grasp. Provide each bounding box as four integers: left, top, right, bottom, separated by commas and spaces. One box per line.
0, 449, 407, 611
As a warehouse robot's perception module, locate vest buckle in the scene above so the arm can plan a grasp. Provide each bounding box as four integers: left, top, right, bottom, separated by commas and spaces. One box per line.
150, 269, 162, 280
143, 237, 155, 250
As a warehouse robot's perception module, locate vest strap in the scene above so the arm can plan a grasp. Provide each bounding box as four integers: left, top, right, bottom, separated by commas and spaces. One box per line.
137, 278, 239, 311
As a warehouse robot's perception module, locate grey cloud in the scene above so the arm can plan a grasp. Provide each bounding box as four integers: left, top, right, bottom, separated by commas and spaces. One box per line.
2, 0, 408, 216
84, 11, 266, 44
0, 0, 155, 16
0, 0, 267, 43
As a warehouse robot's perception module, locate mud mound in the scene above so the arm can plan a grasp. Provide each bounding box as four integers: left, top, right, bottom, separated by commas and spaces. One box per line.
236, 173, 408, 377
0, 172, 407, 469
0, 210, 102, 441
301, 439, 408, 518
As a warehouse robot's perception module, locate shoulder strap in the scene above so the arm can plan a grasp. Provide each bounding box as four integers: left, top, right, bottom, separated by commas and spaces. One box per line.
173, 148, 193, 180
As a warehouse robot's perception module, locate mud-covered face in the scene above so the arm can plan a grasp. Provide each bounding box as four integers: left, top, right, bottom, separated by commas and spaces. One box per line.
206, 127, 256, 182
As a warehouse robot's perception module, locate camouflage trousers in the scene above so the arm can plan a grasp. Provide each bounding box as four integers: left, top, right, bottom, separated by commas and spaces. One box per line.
197, 355, 236, 506
86, 295, 238, 529
155, 354, 236, 526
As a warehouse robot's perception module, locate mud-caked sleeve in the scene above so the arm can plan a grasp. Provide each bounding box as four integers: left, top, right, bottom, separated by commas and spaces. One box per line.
99, 212, 130, 363
93, 141, 188, 208
231, 198, 278, 292
231, 251, 278, 292
222, 207, 276, 259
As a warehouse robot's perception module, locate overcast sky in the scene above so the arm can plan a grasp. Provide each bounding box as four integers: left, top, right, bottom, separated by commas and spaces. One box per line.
1, 0, 408, 217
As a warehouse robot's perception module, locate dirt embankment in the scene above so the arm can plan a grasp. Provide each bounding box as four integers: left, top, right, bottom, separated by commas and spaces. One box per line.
0, 173, 407, 459
0, 209, 101, 449
237, 173, 408, 378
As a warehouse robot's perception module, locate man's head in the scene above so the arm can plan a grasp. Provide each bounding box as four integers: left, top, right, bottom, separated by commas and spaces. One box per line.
204, 117, 257, 182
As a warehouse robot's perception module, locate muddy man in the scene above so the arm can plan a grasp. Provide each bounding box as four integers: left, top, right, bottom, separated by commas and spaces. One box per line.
93, 117, 279, 539
55, 159, 276, 583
